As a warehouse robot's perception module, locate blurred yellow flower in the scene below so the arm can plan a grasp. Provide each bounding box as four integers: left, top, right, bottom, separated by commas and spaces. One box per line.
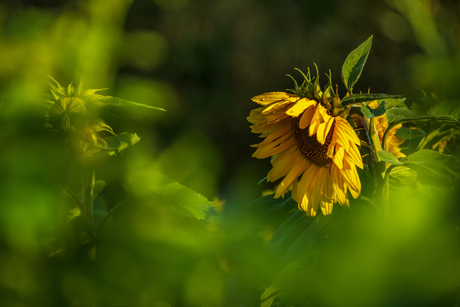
368, 100, 406, 161
248, 85, 363, 216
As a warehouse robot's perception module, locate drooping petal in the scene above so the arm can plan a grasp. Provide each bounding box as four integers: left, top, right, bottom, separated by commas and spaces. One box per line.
251, 92, 299, 106
299, 105, 317, 129
286, 98, 316, 117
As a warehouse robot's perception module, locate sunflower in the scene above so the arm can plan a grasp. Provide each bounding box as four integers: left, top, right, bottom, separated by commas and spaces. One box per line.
368, 100, 405, 160
248, 69, 363, 216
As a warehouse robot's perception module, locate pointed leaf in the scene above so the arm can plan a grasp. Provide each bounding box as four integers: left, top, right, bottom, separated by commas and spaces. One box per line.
97, 132, 141, 156
341, 35, 373, 92
377, 150, 404, 165
341, 93, 403, 107
129, 172, 215, 220
361, 100, 386, 118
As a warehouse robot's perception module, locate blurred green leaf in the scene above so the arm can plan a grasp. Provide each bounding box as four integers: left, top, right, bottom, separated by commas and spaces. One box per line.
389, 166, 418, 187
267, 210, 332, 265
145, 172, 215, 220
246, 193, 297, 216
341, 35, 373, 92
93, 180, 105, 201
261, 251, 321, 307
341, 93, 403, 107
96, 96, 166, 111
99, 132, 141, 155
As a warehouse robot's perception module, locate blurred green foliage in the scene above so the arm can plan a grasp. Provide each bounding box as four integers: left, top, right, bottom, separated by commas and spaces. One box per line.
1, 0, 460, 306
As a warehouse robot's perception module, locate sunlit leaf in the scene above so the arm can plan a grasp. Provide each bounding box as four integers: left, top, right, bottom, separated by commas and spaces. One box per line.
341, 35, 373, 92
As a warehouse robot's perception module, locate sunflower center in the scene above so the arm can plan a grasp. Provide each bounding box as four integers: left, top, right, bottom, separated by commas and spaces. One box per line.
292, 117, 334, 167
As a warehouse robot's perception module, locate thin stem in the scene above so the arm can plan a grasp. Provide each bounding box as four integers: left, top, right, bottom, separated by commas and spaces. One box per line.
382, 165, 395, 219
82, 170, 96, 225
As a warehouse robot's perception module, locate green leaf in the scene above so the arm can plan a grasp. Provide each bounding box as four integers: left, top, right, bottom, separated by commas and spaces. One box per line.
137, 172, 215, 220
428, 99, 460, 119
96, 96, 166, 111
383, 109, 460, 150
261, 251, 321, 307
377, 150, 404, 165
389, 166, 418, 187
396, 127, 426, 140
384, 97, 407, 109
341, 93, 404, 107
267, 210, 332, 265
400, 150, 460, 186
93, 180, 105, 201
341, 35, 373, 92
246, 193, 297, 216
361, 100, 386, 118
99, 132, 141, 155
380, 150, 460, 186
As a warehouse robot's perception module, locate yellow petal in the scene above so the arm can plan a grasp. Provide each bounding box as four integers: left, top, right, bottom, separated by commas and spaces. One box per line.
275, 155, 309, 198
299, 105, 316, 129
251, 92, 298, 106
252, 137, 295, 159
320, 201, 333, 215
333, 146, 344, 169
316, 117, 334, 145
285, 98, 316, 117
309, 109, 320, 136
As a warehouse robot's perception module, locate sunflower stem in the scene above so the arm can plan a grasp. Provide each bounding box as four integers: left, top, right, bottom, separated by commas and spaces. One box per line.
82, 169, 96, 225
382, 165, 394, 219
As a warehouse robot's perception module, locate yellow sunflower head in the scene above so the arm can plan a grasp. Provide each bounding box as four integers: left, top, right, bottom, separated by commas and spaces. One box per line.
248, 68, 363, 217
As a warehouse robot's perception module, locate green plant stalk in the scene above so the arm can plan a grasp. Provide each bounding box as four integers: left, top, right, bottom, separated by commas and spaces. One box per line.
382, 165, 395, 219
362, 116, 386, 201
82, 170, 96, 225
